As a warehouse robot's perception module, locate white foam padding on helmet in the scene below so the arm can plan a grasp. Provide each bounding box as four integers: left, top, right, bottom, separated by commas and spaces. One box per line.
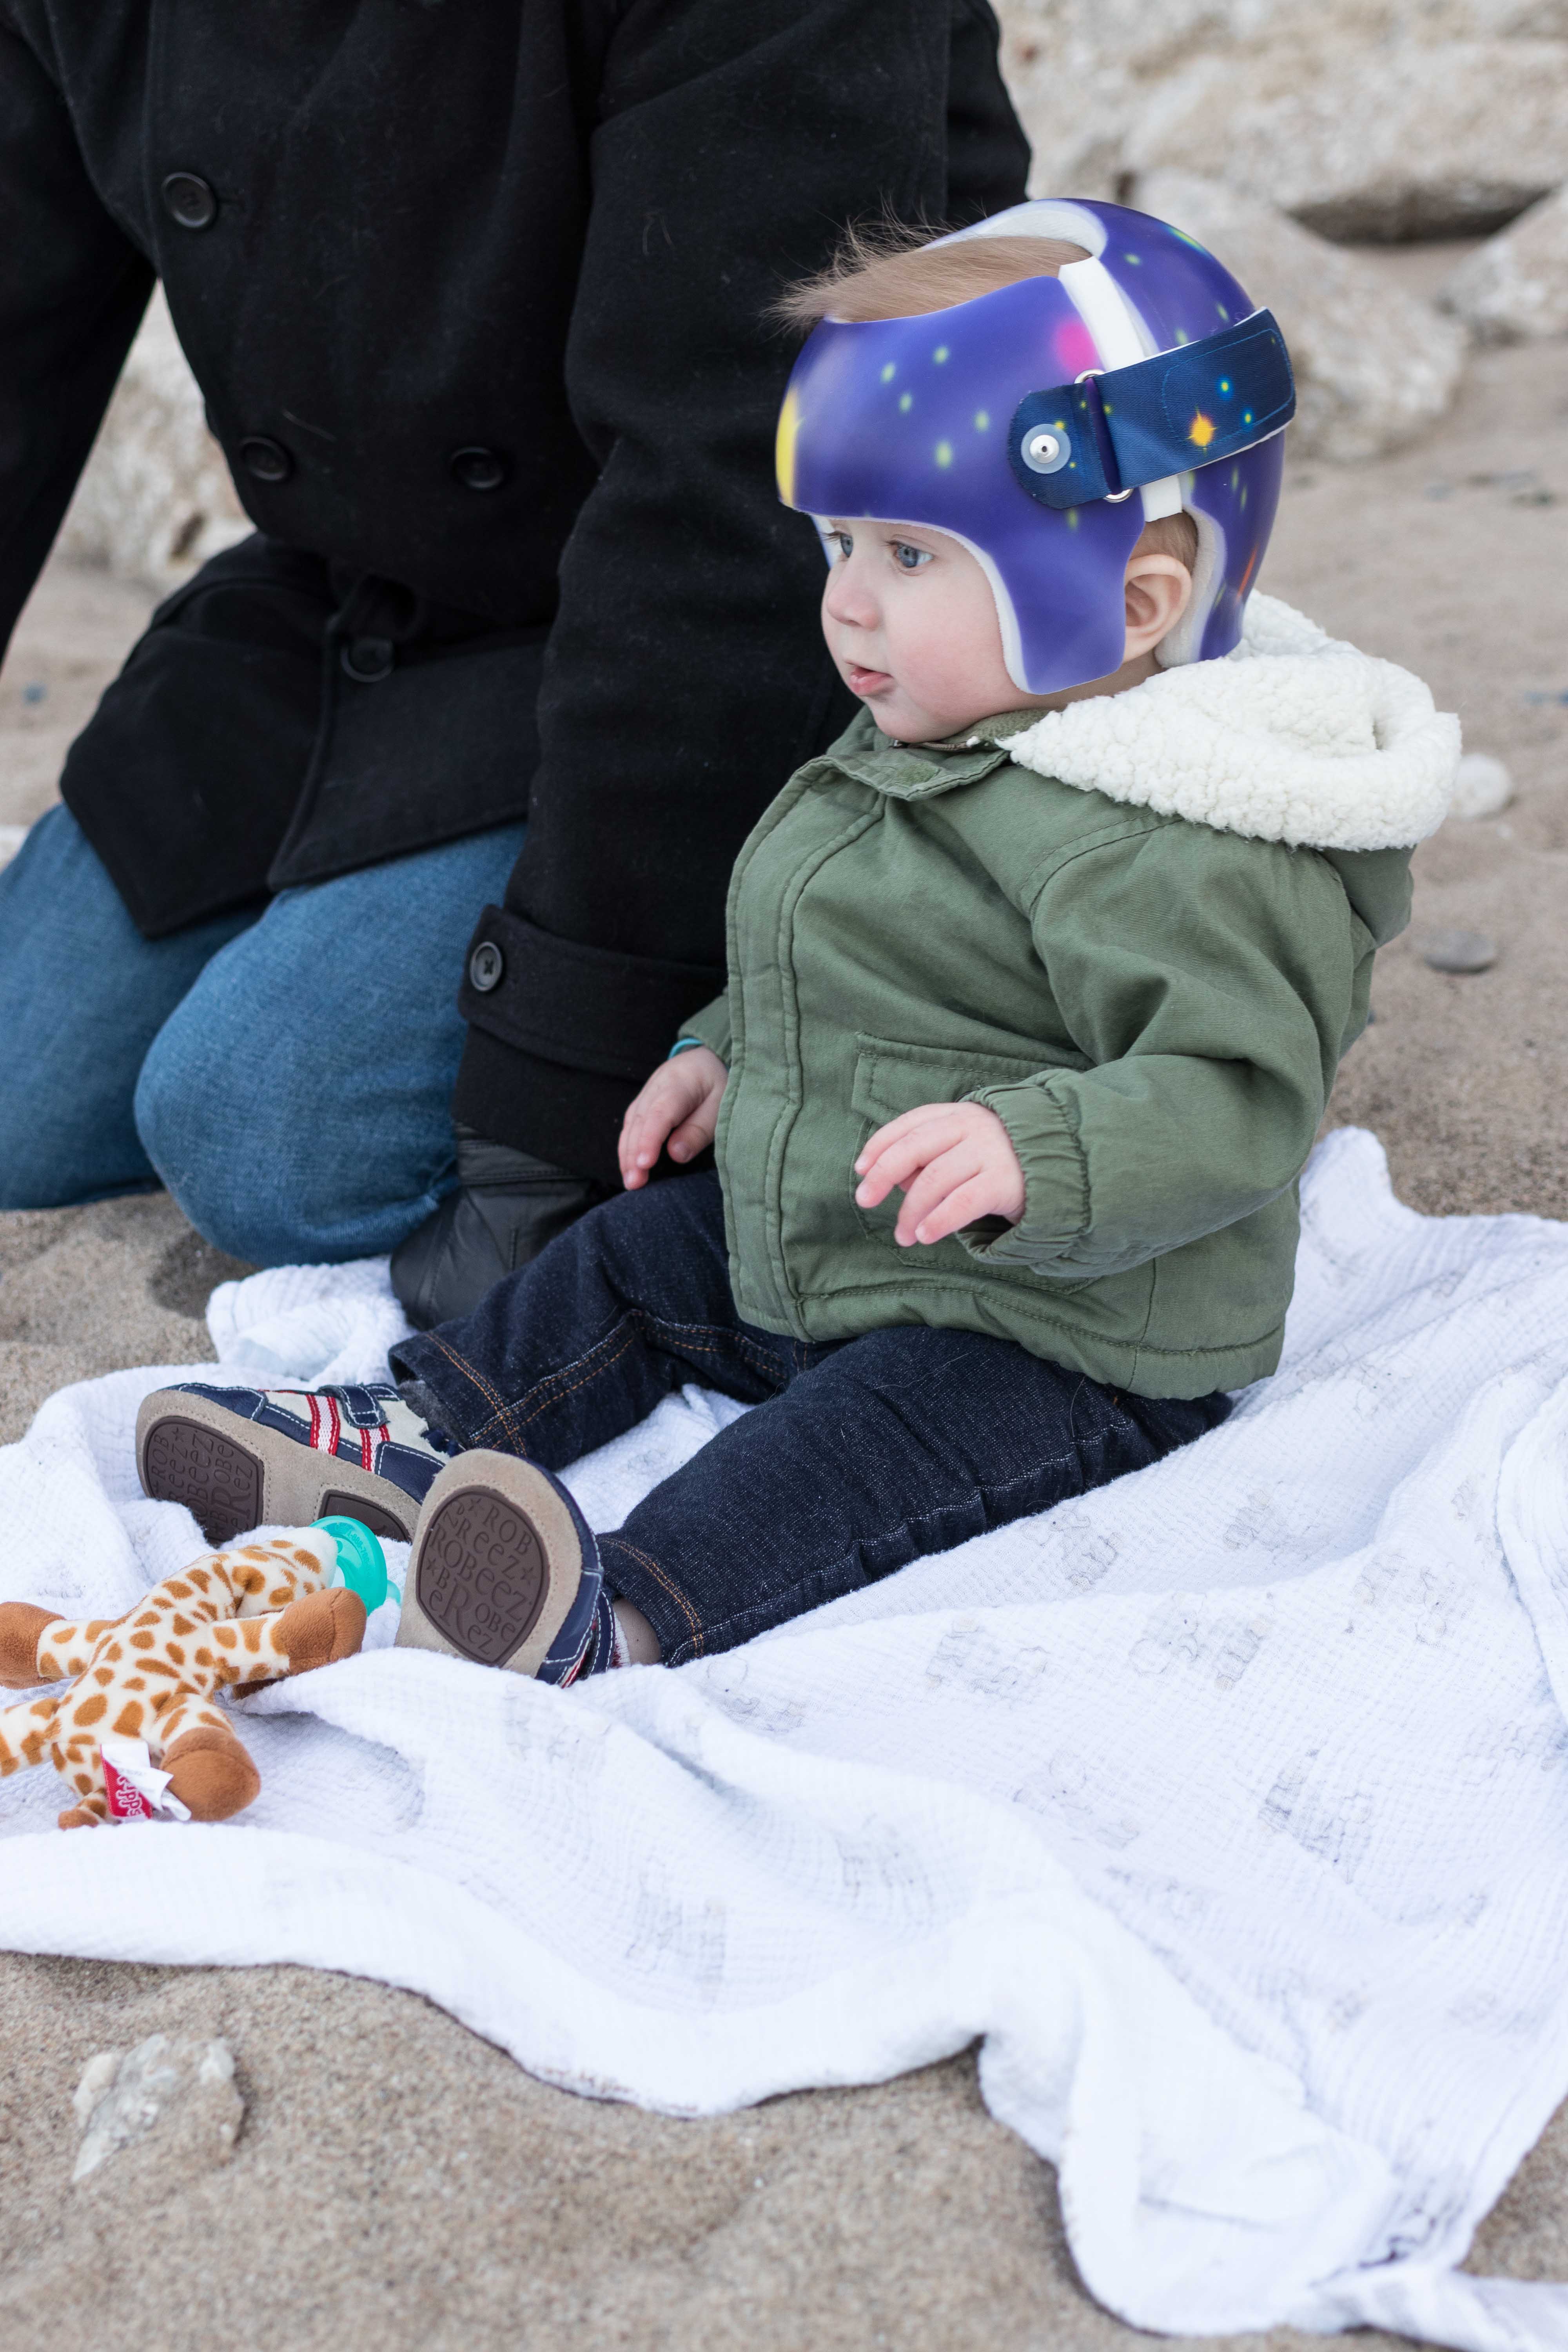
1154, 498, 1224, 670
1056, 257, 1184, 525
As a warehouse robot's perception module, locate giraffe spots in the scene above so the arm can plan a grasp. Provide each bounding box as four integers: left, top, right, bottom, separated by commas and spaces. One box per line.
12, 1546, 321, 1827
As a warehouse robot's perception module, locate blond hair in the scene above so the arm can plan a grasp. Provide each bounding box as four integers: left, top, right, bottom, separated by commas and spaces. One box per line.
777, 224, 1200, 575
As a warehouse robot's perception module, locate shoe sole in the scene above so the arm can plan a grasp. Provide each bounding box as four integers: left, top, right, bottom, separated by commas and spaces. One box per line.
397, 1452, 586, 1675
136, 1390, 419, 1549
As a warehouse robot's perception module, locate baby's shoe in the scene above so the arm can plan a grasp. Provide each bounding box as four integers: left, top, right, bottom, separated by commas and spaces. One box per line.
136, 1381, 453, 1547
396, 1452, 611, 1686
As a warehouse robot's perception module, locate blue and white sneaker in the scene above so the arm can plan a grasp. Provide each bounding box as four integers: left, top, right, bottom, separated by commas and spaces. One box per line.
136, 1380, 453, 1548
397, 1452, 609, 1686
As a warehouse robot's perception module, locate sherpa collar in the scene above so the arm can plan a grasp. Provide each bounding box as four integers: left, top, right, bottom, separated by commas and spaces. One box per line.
1004, 594, 1460, 853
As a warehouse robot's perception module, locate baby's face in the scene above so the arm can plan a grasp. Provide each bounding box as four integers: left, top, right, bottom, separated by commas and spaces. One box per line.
820, 517, 1035, 742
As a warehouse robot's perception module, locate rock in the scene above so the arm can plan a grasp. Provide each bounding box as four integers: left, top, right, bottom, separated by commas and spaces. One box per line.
1000, 4, 1568, 87
56, 287, 249, 596
1000, 7, 1568, 237
1124, 40, 1568, 241
996, 11, 1138, 202
1447, 752, 1515, 819
1443, 182, 1568, 341
1421, 927, 1499, 973
71, 2033, 244, 2183
1131, 172, 1466, 459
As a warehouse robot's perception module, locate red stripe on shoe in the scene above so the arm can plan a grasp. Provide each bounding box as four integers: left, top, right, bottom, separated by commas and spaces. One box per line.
325, 1394, 342, 1458
306, 1394, 323, 1451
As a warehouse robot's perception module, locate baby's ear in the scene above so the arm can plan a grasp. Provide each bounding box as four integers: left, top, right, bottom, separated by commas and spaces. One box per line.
1123, 552, 1194, 661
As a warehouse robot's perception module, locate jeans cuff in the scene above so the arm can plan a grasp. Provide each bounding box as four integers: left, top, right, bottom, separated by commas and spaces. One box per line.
387, 1332, 524, 1455
597, 1534, 706, 1667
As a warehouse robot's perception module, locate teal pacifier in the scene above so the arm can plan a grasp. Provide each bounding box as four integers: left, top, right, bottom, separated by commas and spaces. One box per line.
310, 1516, 392, 1612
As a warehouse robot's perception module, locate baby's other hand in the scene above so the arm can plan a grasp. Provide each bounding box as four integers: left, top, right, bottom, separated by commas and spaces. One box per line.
619, 1047, 729, 1190
854, 1100, 1025, 1247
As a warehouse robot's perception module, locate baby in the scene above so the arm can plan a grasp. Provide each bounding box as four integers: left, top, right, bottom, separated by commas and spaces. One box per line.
138, 201, 1457, 1684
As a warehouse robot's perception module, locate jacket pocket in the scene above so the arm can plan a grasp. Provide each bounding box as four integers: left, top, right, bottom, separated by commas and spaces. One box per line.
848, 1033, 1053, 1256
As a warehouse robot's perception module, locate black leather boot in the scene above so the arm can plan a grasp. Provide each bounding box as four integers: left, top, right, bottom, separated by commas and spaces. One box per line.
390, 1127, 610, 1330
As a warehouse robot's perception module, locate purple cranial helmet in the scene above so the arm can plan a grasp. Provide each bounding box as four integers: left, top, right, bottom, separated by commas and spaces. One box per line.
775, 199, 1295, 696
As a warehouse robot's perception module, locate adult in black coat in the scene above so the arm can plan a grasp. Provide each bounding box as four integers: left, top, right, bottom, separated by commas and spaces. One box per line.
0, 0, 1029, 1319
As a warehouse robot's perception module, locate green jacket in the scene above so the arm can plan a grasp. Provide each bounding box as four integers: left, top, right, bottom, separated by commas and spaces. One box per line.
683, 598, 1456, 1397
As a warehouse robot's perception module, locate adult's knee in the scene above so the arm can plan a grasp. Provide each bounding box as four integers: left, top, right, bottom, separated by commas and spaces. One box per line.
131, 1016, 272, 1259
0, 1069, 145, 1210
135, 824, 530, 1265
0, 807, 198, 1207
135, 1017, 342, 1264
132, 952, 450, 1267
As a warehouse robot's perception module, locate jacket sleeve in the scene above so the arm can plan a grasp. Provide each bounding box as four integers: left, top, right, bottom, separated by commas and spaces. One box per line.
0, 15, 153, 660
961, 822, 1357, 1278
452, 0, 1029, 1184
678, 992, 733, 1063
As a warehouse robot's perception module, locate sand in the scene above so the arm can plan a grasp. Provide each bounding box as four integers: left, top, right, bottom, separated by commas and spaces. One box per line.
1, 242, 1565, 2348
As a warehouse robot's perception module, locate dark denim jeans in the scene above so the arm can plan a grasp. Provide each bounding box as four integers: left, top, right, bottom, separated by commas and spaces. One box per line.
392, 1172, 1231, 1666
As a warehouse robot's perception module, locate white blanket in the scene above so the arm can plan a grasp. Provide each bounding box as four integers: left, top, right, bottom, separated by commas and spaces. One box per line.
4, 1128, 1568, 2350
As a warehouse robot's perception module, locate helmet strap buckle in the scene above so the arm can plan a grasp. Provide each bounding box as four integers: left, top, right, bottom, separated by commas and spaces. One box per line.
1010, 309, 1294, 515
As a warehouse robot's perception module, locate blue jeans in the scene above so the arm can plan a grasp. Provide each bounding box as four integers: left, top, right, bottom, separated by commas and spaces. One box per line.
0, 805, 527, 1263
392, 1171, 1232, 1664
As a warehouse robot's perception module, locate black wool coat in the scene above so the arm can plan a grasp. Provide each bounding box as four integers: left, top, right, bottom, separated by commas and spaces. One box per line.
0, 0, 1029, 1185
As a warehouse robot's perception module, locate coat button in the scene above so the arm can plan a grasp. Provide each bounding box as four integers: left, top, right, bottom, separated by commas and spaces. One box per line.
239, 436, 294, 484
468, 941, 505, 993
161, 172, 218, 230
341, 637, 394, 683
449, 446, 509, 493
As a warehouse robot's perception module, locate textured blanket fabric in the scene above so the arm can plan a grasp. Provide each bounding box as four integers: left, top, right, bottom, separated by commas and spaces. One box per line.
3, 1129, 1568, 2348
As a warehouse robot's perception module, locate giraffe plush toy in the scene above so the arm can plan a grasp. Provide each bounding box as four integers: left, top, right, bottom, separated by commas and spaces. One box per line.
0, 1526, 371, 1828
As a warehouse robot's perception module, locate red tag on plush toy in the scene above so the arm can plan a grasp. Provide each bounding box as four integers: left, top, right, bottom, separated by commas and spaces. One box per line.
100, 1734, 191, 1823
102, 1746, 155, 1820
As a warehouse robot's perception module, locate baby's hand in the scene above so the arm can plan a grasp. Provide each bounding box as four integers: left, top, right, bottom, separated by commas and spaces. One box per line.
854, 1101, 1025, 1247
619, 1047, 729, 1190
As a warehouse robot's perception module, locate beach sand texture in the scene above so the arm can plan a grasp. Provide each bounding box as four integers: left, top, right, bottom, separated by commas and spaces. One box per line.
0, 244, 1564, 2348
